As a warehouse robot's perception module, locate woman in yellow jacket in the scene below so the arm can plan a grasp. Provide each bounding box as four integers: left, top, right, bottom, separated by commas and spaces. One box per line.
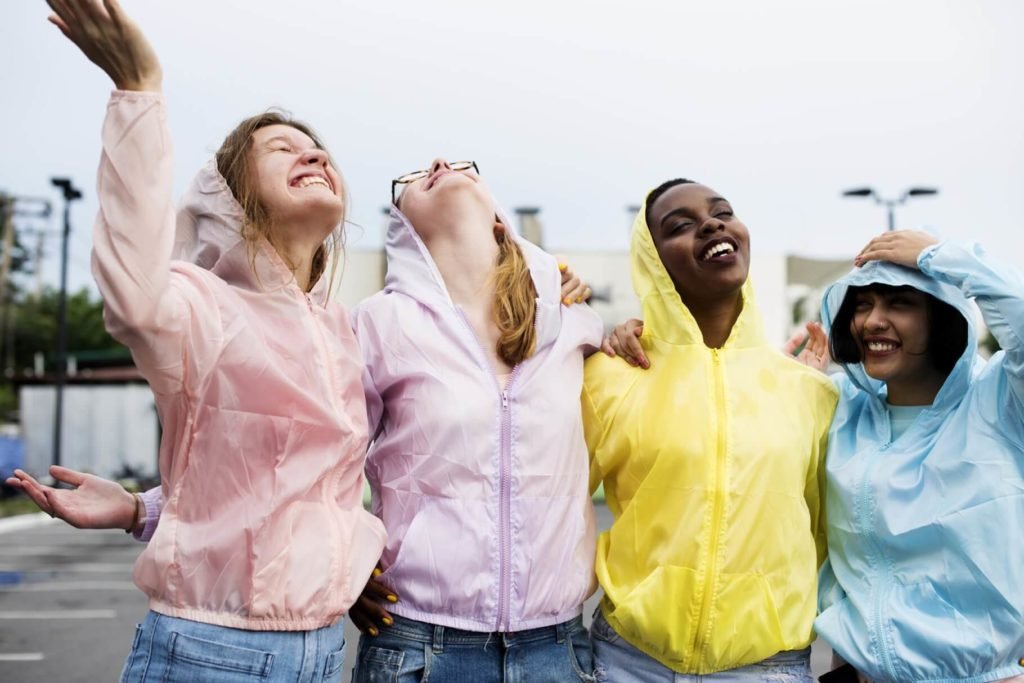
583, 178, 837, 681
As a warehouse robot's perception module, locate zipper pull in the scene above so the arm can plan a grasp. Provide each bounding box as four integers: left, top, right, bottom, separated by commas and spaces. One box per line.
501, 391, 509, 409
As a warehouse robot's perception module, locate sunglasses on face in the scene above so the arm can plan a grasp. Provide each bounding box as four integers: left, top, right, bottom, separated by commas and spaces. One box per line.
391, 161, 480, 205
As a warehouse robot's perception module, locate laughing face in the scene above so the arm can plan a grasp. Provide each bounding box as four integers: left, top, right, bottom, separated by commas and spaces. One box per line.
397, 158, 494, 240
849, 286, 938, 387
646, 183, 751, 307
250, 124, 344, 231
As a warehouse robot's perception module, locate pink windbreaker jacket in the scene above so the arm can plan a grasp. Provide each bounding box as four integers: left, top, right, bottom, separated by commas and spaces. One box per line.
350, 207, 604, 632
94, 91, 385, 630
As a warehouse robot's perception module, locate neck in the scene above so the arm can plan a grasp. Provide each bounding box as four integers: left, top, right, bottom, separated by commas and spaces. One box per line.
686, 290, 743, 349
272, 221, 332, 292
421, 218, 500, 308
886, 371, 946, 407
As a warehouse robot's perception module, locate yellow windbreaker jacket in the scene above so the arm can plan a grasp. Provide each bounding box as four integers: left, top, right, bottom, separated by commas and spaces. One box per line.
582, 205, 837, 674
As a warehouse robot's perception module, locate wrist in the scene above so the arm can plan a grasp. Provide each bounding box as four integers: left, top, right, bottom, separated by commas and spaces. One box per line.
122, 491, 142, 533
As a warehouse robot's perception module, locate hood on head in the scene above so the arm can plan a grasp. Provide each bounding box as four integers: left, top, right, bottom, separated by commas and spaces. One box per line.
173, 159, 329, 298
629, 197, 763, 349
381, 203, 561, 310
820, 257, 976, 407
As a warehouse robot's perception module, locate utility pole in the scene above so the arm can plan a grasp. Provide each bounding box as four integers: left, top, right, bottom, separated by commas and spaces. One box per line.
50, 178, 82, 470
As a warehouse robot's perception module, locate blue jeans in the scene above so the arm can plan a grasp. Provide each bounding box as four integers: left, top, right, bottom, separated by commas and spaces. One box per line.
119, 610, 347, 682
352, 613, 596, 682
591, 611, 812, 683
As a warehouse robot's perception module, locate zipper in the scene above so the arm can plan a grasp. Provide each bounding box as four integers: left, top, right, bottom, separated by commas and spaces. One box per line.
452, 307, 524, 632
861, 402, 897, 681
689, 349, 728, 669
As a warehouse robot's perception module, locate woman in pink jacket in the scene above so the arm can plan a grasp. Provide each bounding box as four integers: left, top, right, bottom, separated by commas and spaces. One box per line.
12, 1, 387, 680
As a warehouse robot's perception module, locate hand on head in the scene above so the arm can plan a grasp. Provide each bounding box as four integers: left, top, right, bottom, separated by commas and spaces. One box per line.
5, 466, 138, 530
46, 0, 162, 91
855, 231, 939, 269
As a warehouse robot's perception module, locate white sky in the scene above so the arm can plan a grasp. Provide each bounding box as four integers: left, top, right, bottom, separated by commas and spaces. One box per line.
3, 0, 1022, 294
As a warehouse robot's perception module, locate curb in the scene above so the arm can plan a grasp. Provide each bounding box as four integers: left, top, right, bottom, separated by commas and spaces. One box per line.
0, 512, 59, 535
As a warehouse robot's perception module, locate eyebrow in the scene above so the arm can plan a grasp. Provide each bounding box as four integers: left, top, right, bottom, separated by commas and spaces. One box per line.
262, 134, 317, 149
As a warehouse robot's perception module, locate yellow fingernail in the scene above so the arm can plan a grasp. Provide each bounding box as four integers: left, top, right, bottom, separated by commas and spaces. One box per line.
382, 617, 393, 626
372, 568, 382, 577
563, 297, 571, 306
575, 296, 583, 304
558, 263, 567, 271
387, 594, 398, 603
369, 627, 378, 636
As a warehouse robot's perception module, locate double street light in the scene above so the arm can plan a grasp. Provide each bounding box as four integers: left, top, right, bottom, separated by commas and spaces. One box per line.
50, 177, 83, 470
841, 186, 939, 232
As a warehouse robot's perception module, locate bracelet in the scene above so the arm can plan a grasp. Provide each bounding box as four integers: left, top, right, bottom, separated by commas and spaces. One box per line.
124, 492, 142, 534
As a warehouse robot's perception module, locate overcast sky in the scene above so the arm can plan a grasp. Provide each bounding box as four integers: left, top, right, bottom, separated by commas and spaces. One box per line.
3, 0, 1022, 294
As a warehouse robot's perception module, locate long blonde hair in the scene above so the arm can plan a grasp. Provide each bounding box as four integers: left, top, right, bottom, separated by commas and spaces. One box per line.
214, 110, 345, 291
492, 222, 537, 366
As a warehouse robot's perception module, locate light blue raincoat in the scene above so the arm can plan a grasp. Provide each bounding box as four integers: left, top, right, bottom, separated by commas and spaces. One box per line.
815, 241, 1024, 683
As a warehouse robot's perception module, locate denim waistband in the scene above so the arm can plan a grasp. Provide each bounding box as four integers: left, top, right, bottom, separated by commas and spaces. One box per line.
381, 613, 584, 650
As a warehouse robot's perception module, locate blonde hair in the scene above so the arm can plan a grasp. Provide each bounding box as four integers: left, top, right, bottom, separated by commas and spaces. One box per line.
214, 110, 345, 292
492, 222, 537, 366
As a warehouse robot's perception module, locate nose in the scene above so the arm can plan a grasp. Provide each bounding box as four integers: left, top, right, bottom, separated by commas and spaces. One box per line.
698, 216, 726, 237
301, 148, 329, 167
863, 304, 890, 331
429, 158, 452, 174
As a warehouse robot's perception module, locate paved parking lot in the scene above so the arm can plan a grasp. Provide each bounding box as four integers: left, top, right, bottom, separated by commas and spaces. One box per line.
0, 508, 829, 681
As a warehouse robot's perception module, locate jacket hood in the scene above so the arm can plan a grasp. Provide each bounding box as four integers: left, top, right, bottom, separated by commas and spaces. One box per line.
173, 159, 331, 302
630, 198, 764, 349
381, 204, 564, 348
820, 257, 977, 410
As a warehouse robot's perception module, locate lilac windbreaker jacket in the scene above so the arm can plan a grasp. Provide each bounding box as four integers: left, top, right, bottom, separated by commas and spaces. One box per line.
97, 92, 385, 630
350, 207, 604, 632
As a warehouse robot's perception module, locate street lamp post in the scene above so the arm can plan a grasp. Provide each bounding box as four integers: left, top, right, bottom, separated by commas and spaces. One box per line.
841, 186, 939, 231
50, 177, 82, 470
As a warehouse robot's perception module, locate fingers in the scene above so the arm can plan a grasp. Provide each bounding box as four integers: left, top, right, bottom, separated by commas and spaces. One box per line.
782, 330, 808, 356
14, 476, 54, 516
363, 573, 398, 603
624, 330, 648, 369
600, 337, 616, 358
49, 465, 86, 487
47, 14, 74, 39
348, 596, 394, 636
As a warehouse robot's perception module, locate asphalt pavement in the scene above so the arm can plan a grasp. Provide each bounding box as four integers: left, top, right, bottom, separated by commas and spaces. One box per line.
0, 506, 830, 682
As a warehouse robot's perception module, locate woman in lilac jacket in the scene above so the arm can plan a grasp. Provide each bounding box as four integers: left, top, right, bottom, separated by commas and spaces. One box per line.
346, 159, 603, 681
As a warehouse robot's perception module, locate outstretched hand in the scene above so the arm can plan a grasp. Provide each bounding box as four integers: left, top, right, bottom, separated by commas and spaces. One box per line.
784, 321, 830, 373
46, 0, 162, 91
5, 466, 138, 530
854, 230, 938, 269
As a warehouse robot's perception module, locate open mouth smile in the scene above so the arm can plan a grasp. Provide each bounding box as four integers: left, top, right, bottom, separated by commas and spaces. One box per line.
699, 237, 739, 263
290, 173, 333, 192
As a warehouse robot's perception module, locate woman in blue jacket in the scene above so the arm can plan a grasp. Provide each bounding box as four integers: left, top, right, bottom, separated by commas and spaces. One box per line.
812, 230, 1024, 683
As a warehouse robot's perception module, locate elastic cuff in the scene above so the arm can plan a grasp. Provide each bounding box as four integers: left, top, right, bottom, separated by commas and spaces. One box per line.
109, 89, 164, 104
133, 492, 161, 542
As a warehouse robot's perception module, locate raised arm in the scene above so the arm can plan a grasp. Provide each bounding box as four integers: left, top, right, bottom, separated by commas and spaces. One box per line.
49, 1, 211, 394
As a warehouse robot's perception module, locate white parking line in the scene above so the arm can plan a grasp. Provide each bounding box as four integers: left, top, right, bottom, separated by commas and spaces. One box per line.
0, 563, 135, 572
0, 581, 136, 592
0, 610, 116, 619
0, 653, 45, 662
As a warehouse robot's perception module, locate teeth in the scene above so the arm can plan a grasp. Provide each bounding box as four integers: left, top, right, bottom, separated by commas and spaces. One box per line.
702, 242, 735, 261
296, 176, 330, 189
867, 341, 898, 352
